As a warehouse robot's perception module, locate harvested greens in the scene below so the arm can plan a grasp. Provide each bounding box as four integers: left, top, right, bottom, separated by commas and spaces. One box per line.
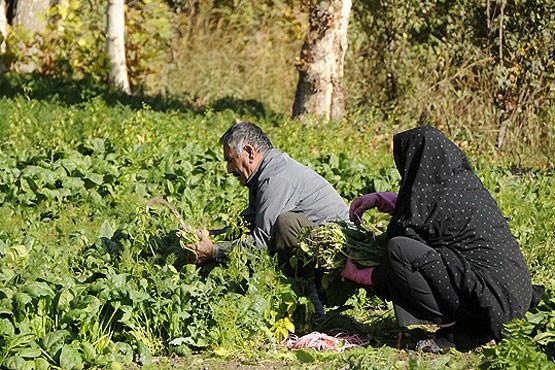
297, 222, 387, 272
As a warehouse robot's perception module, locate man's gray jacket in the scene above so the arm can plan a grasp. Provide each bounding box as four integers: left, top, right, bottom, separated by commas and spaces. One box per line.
217, 148, 349, 256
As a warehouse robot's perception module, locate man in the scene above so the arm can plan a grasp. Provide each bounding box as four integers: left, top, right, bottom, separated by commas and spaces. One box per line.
188, 121, 349, 316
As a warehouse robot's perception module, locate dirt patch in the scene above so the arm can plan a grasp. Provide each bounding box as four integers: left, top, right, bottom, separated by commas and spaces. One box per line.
128, 356, 303, 370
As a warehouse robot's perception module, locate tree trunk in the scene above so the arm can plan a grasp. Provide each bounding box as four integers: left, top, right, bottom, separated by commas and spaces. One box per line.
381, 0, 398, 102
12, 0, 50, 33
0, 0, 7, 52
106, 0, 130, 94
0, 0, 6, 71
10, 0, 50, 73
292, 0, 352, 122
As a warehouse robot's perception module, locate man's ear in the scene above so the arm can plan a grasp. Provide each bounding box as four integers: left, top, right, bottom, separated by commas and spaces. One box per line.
243, 144, 256, 161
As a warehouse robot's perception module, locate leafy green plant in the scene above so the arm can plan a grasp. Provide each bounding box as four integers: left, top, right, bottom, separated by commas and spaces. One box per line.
0, 76, 554, 368
482, 282, 555, 369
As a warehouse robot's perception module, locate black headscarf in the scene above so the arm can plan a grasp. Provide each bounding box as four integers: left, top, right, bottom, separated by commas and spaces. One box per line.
387, 126, 532, 340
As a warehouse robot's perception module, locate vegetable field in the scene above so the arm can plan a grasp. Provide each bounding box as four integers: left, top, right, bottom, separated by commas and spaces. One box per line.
1, 76, 554, 369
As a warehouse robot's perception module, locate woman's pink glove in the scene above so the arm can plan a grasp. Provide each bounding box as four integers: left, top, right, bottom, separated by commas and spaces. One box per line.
349, 192, 398, 224
340, 256, 374, 286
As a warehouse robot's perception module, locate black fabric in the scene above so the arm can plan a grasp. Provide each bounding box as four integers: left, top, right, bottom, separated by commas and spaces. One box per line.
379, 236, 454, 327
386, 126, 532, 341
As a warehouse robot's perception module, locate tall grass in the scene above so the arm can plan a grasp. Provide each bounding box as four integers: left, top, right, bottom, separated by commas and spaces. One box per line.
156, 2, 307, 114
146, 1, 554, 170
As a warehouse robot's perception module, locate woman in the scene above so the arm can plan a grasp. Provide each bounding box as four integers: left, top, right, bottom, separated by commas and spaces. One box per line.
342, 126, 534, 352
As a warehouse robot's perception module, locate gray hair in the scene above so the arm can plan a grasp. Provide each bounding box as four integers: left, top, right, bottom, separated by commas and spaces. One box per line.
219, 121, 273, 155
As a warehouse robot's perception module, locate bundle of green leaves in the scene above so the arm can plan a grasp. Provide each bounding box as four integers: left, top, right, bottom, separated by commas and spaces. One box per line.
296, 222, 387, 273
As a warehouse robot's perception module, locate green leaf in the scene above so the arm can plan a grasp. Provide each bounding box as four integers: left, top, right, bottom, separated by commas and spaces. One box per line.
62, 177, 85, 190
110, 361, 123, 370
213, 347, 230, 357
59, 344, 84, 370
533, 331, 555, 345
135, 340, 152, 365
193, 338, 208, 348
34, 358, 50, 370
172, 344, 191, 357
18, 344, 42, 359
0, 317, 15, 336
24, 282, 55, 299
8, 334, 36, 350
293, 348, 316, 363
65, 295, 101, 322
85, 172, 103, 185
13, 292, 32, 319
20, 177, 38, 195
526, 311, 548, 324
3, 356, 26, 370
99, 220, 115, 239
129, 288, 150, 303
4, 245, 29, 264
282, 317, 295, 332
113, 342, 133, 364
373, 178, 389, 192
41, 330, 70, 350
55, 289, 75, 310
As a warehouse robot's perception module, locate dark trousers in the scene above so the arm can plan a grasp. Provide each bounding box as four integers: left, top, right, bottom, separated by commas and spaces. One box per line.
374, 236, 460, 327
269, 212, 329, 315
269, 211, 316, 278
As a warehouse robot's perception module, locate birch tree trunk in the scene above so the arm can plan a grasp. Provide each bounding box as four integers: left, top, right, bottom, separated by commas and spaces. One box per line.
12, 0, 50, 33
106, 0, 130, 94
10, 0, 50, 73
0, 0, 6, 71
292, 0, 352, 122
0, 0, 7, 53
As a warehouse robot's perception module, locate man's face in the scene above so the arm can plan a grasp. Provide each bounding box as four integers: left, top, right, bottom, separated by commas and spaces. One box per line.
223, 144, 252, 186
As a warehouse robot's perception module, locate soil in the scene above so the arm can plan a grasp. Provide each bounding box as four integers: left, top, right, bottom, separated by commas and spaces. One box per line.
127, 356, 304, 370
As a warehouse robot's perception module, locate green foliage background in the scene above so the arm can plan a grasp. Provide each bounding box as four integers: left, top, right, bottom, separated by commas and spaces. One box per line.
0, 0, 554, 368
3, 0, 554, 169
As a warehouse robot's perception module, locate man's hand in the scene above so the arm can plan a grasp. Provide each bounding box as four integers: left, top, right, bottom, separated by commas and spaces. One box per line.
187, 228, 216, 264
